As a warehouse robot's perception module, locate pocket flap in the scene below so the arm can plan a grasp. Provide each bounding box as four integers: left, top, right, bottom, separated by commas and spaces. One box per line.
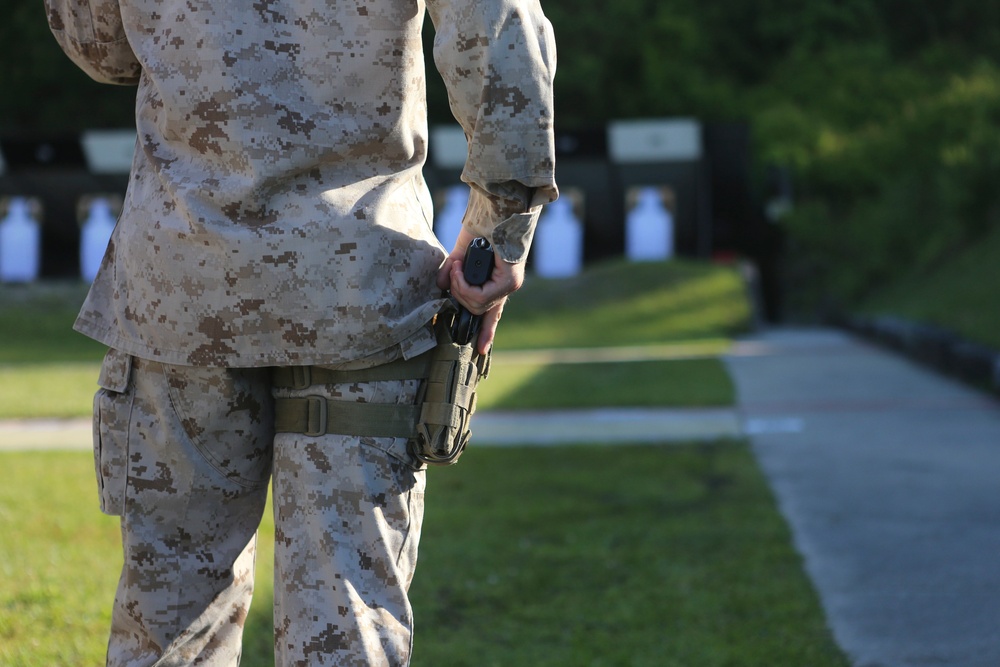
98, 348, 132, 393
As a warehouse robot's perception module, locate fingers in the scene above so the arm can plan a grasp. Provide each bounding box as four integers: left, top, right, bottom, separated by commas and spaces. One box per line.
475, 298, 505, 355
438, 231, 524, 354
437, 228, 477, 292
449, 257, 523, 315
436, 259, 454, 292
436, 239, 467, 291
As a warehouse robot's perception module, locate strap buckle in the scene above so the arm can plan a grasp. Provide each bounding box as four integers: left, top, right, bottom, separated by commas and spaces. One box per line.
304, 395, 328, 437
291, 366, 313, 390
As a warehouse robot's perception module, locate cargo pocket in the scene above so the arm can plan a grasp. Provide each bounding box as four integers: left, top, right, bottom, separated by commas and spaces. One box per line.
163, 364, 274, 489
93, 348, 134, 516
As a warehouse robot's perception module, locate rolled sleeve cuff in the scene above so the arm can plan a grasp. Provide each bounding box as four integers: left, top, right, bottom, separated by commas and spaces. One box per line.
461, 184, 556, 263
488, 210, 540, 263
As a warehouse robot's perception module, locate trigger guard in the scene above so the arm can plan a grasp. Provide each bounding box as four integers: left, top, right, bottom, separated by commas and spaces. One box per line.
454, 309, 475, 345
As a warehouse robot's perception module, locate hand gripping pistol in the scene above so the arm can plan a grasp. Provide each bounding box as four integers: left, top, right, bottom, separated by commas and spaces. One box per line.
451, 237, 495, 345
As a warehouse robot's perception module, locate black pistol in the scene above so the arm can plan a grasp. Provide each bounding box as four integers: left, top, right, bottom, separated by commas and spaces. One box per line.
452, 237, 495, 345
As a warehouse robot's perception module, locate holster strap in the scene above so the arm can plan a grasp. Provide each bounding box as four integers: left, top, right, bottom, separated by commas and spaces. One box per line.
271, 311, 489, 467
274, 396, 420, 438
272, 353, 433, 389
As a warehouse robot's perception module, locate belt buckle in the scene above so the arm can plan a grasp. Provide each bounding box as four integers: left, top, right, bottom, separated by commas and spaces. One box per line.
304, 395, 327, 437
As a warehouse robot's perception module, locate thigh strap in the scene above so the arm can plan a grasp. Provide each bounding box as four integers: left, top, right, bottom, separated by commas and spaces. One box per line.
273, 395, 420, 438
272, 351, 432, 438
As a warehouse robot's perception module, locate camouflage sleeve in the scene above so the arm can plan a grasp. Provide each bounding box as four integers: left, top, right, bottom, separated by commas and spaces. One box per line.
427, 0, 558, 263
45, 0, 141, 85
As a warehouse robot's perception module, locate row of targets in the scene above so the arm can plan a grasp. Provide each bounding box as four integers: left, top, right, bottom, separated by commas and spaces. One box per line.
0, 195, 119, 283
432, 185, 675, 279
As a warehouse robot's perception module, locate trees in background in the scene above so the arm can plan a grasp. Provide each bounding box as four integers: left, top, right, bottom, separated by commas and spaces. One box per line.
0, 2, 135, 131
4, 0, 999, 310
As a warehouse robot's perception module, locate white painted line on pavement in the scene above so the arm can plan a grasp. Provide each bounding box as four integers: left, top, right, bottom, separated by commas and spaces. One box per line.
744, 416, 806, 435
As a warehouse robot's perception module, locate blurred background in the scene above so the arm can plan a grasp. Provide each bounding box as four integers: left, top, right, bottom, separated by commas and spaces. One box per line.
4, 2, 1000, 664
3, 0, 999, 334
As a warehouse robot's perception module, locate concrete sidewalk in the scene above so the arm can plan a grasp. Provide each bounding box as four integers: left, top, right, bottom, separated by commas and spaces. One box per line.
0, 417, 92, 451
725, 328, 1000, 667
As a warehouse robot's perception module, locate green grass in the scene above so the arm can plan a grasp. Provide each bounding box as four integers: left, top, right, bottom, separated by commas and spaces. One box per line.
0, 259, 750, 419
0, 282, 105, 364
0, 282, 104, 419
406, 444, 846, 667
478, 357, 735, 410
0, 452, 122, 666
860, 224, 1000, 349
0, 363, 101, 419
495, 258, 752, 350
1, 446, 847, 667
0, 356, 737, 418
0, 259, 849, 666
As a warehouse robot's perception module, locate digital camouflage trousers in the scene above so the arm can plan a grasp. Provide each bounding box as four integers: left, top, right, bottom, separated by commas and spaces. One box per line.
93, 348, 426, 666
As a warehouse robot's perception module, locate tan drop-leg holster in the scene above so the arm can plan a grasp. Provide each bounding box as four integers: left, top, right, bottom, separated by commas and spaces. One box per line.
272, 311, 490, 465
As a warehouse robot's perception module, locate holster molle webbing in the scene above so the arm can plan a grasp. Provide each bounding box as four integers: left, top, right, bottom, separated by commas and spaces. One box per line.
272, 322, 490, 465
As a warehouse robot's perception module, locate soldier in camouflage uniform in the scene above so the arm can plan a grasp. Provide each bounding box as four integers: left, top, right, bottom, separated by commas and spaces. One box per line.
46, 0, 557, 664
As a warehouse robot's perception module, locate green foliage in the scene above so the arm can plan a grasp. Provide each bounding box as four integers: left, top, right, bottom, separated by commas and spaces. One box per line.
774, 57, 1000, 309
860, 223, 1000, 349
12, 0, 997, 131
536, 0, 1000, 313
0, 1, 135, 132
6, 0, 1000, 312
